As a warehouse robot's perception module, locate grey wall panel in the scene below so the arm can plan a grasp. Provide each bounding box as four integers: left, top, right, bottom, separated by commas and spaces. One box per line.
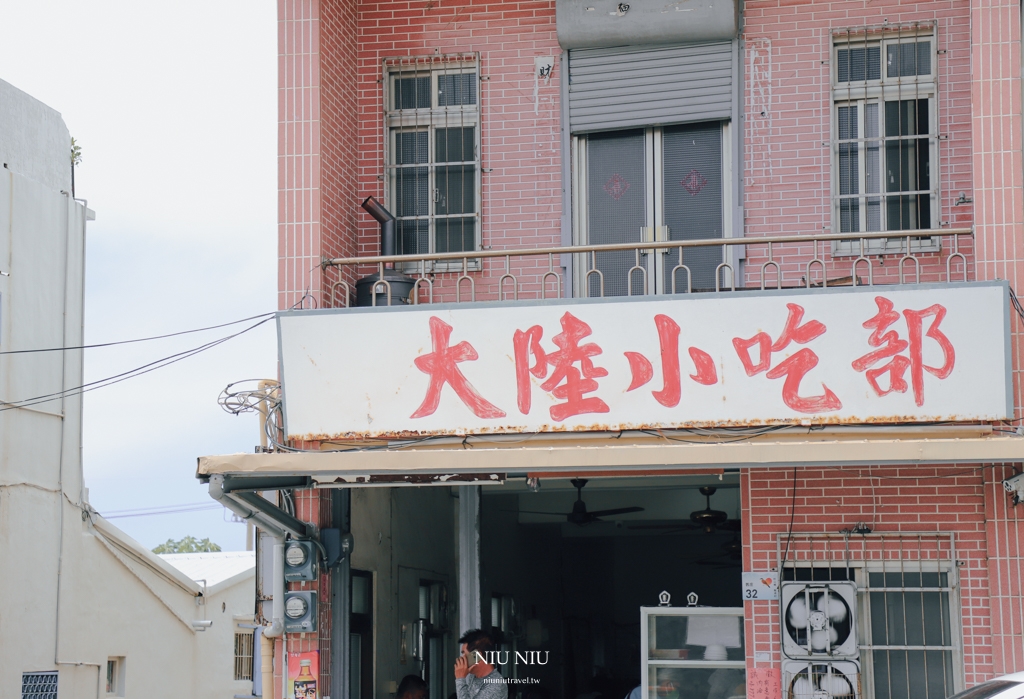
568, 42, 734, 132
556, 0, 738, 50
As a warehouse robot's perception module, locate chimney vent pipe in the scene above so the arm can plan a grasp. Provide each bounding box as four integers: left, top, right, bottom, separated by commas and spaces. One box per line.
361, 196, 396, 257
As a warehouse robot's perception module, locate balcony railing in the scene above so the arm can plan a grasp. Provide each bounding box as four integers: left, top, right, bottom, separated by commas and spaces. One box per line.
322, 228, 972, 308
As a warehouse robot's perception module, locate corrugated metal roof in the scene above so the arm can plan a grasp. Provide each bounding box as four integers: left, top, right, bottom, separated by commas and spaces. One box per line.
158, 551, 255, 588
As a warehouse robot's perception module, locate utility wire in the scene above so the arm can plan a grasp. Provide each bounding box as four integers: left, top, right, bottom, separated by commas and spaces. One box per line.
102, 503, 224, 520
0, 312, 275, 355
0, 316, 274, 413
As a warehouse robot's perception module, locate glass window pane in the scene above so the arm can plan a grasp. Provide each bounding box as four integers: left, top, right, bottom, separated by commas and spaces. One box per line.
395, 130, 428, 165
586, 130, 647, 297
393, 76, 431, 110
662, 122, 724, 292
839, 199, 860, 233
435, 217, 475, 253
838, 46, 881, 82
870, 591, 889, 644
436, 165, 476, 215
649, 667, 746, 699
438, 72, 476, 106
437, 127, 475, 163
398, 220, 429, 256
866, 197, 881, 231
394, 167, 429, 218
865, 103, 881, 195
903, 591, 925, 646
887, 41, 931, 78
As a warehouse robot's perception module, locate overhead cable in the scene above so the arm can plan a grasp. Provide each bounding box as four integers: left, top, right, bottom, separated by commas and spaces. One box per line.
0, 316, 274, 413
0, 312, 275, 355
101, 502, 224, 519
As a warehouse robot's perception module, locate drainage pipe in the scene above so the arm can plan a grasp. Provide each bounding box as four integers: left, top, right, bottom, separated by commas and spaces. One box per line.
260, 632, 276, 699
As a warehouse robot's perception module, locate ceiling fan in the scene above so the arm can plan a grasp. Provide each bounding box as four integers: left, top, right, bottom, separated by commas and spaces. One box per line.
630, 486, 740, 535
692, 535, 742, 569
517, 478, 645, 526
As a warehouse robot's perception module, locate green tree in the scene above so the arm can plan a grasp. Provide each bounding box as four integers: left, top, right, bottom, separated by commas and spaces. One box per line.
152, 536, 222, 554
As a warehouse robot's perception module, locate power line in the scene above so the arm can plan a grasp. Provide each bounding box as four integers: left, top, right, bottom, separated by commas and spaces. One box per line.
0, 316, 274, 413
101, 503, 224, 520
0, 312, 275, 355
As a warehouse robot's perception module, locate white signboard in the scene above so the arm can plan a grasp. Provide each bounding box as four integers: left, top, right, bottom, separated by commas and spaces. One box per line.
278, 282, 1011, 440
742, 572, 779, 601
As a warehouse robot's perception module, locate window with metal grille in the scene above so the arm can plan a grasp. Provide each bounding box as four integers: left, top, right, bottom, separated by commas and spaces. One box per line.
831, 24, 940, 256
780, 533, 962, 699
22, 671, 58, 699
234, 630, 255, 681
384, 54, 481, 268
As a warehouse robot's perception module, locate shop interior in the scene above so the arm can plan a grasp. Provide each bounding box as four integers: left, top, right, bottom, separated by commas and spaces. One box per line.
478, 474, 745, 699
351, 475, 745, 699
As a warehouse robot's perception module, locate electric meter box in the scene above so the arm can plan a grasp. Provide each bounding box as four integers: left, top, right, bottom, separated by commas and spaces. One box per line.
284, 540, 319, 582
284, 590, 318, 633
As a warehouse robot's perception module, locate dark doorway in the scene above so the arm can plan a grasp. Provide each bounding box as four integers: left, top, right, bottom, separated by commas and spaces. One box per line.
479, 477, 743, 699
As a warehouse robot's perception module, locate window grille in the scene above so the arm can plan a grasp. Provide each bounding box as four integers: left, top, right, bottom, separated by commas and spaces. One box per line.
779, 533, 961, 699
383, 54, 481, 270
22, 672, 58, 699
234, 631, 255, 681
831, 23, 940, 256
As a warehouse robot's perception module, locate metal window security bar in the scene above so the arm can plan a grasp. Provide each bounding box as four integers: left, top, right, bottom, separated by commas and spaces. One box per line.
832, 22, 940, 256
384, 54, 481, 271
234, 630, 255, 681
21, 672, 58, 699
324, 227, 971, 307
777, 533, 961, 699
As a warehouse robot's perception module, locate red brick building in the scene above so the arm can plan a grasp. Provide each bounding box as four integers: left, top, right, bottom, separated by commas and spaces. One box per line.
202, 2, 1024, 699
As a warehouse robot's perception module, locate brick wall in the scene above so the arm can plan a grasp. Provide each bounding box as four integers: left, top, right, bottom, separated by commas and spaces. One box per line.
349, 0, 563, 306
741, 464, 1002, 689
741, 0, 976, 289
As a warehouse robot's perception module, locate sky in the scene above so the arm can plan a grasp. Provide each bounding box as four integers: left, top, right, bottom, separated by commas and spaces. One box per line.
0, 1, 278, 551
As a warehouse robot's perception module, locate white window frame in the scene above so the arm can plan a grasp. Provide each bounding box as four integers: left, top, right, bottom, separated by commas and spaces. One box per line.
105, 657, 126, 697
830, 25, 941, 256
570, 121, 733, 296
383, 54, 482, 272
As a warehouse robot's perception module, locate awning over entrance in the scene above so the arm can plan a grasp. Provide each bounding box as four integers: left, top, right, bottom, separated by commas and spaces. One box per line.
197, 426, 1022, 482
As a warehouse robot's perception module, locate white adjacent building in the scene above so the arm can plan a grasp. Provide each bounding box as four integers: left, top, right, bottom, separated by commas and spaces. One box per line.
0, 78, 255, 699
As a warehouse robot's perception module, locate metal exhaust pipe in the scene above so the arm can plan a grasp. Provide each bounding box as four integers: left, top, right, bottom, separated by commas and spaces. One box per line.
361, 196, 396, 257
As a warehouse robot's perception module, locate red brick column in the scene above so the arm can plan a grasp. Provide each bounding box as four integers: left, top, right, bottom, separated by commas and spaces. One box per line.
279, 0, 359, 311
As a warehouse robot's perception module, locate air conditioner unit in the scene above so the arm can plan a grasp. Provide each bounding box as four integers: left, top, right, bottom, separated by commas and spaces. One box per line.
781, 581, 858, 659
783, 660, 861, 699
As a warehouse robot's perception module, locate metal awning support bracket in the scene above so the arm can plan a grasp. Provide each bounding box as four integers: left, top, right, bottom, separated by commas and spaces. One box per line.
207, 474, 315, 540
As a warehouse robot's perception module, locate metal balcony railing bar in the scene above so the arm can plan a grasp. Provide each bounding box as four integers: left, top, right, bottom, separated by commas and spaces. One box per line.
322, 228, 972, 308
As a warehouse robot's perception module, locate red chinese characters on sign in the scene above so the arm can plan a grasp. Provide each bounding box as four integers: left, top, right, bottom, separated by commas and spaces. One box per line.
514, 312, 610, 422
732, 303, 843, 413
408, 299, 960, 423
623, 315, 718, 407
410, 316, 506, 419
851, 296, 955, 406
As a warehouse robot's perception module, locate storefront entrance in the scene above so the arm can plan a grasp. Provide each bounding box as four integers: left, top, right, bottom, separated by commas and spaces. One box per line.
346, 474, 744, 699
479, 475, 742, 699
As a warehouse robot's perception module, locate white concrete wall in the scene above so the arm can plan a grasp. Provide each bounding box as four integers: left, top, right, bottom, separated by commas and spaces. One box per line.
0, 79, 72, 192
0, 81, 253, 699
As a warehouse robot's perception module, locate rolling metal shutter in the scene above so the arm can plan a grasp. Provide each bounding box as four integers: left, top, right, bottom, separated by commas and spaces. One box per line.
568, 42, 735, 133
